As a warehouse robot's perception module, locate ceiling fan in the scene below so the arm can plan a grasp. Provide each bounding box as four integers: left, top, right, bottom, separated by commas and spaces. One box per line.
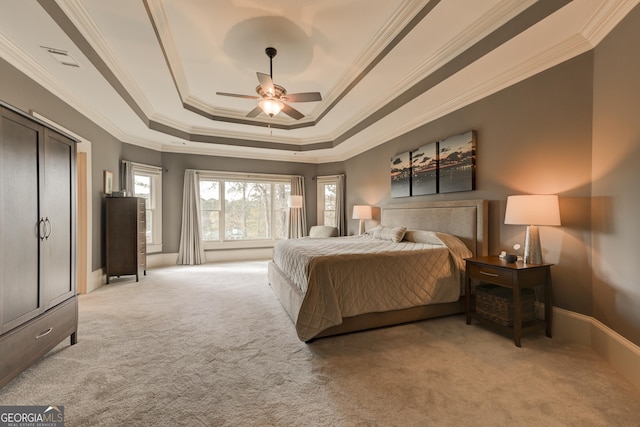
216, 47, 322, 120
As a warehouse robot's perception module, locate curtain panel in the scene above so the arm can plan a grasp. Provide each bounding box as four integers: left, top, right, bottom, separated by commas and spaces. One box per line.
288, 176, 307, 239
335, 174, 346, 236
120, 160, 134, 196
177, 170, 206, 265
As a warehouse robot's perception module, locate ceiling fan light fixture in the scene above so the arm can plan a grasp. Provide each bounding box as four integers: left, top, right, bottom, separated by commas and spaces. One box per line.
258, 98, 284, 117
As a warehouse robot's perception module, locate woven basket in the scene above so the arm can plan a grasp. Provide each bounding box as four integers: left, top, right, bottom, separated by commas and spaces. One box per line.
475, 284, 536, 326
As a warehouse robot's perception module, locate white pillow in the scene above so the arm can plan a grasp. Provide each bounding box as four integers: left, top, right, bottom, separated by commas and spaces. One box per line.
367, 225, 406, 242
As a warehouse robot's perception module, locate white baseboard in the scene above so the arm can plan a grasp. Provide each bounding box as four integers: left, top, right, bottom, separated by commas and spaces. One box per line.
204, 248, 272, 263
146, 248, 273, 268
87, 268, 104, 293
146, 253, 178, 268
554, 307, 640, 390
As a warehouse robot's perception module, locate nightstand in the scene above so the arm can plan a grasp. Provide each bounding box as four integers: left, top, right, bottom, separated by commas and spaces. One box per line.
465, 256, 552, 347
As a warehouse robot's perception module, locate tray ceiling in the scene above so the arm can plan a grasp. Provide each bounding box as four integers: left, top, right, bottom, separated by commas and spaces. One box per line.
0, 0, 637, 163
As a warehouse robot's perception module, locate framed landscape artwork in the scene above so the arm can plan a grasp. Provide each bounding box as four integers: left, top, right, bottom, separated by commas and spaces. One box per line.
390, 151, 411, 198
438, 131, 476, 193
411, 142, 438, 196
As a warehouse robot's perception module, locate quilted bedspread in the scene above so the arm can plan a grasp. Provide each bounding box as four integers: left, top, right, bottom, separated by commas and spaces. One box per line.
272, 233, 471, 341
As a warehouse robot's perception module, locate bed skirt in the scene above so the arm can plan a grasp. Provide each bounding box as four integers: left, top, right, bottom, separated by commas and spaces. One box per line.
268, 261, 465, 342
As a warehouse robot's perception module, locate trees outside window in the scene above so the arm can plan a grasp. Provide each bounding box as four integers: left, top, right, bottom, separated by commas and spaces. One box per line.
131, 164, 162, 253
317, 177, 337, 227
199, 175, 290, 243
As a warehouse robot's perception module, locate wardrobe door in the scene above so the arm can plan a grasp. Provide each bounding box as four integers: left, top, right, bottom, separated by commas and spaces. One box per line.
0, 109, 43, 333
42, 129, 76, 308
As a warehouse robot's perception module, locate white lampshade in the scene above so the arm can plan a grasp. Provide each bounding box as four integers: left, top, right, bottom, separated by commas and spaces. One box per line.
288, 195, 303, 209
505, 195, 560, 264
505, 195, 561, 226
352, 205, 372, 236
352, 205, 372, 220
258, 98, 284, 117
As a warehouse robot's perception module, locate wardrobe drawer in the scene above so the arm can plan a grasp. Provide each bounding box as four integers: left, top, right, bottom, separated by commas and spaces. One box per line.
0, 297, 77, 388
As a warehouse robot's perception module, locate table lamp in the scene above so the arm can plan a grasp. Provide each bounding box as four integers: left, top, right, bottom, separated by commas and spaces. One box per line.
352, 205, 372, 235
504, 195, 560, 264
288, 195, 303, 209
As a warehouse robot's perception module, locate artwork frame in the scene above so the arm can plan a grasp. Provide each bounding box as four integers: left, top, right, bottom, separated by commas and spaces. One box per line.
438, 131, 476, 194
390, 151, 412, 198
411, 142, 438, 196
103, 170, 113, 195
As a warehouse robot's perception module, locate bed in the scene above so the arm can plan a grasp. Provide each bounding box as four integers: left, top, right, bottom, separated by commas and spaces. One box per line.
268, 199, 488, 341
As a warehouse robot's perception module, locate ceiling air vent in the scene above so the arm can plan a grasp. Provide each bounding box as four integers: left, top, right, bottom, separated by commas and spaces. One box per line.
41, 46, 79, 67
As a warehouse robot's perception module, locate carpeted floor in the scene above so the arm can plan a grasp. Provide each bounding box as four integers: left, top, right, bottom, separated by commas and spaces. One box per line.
1, 261, 639, 426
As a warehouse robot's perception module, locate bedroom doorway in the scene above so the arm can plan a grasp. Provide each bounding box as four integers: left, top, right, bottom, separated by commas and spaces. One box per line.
76, 151, 88, 294
75, 140, 92, 294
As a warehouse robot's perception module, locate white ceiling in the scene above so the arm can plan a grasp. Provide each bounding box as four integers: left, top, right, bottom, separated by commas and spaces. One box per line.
0, 0, 637, 163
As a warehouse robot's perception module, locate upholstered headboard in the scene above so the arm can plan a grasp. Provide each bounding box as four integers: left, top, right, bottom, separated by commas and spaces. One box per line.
381, 199, 488, 257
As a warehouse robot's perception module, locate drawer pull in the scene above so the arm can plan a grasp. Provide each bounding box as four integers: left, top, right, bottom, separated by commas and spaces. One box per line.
35, 327, 53, 339
479, 270, 499, 277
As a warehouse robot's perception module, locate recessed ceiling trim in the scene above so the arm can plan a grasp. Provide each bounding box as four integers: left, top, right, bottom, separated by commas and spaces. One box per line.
143, 0, 188, 92
35, 0, 573, 156
11, 0, 630, 164
328, 0, 572, 149
144, 0, 441, 130
37, 0, 152, 126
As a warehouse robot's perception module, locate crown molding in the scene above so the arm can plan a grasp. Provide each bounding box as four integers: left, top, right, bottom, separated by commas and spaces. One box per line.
0, 32, 143, 144
143, 0, 190, 97
57, 0, 155, 115
379, 0, 538, 109
159, 140, 325, 164
581, 0, 640, 46
325, 32, 595, 163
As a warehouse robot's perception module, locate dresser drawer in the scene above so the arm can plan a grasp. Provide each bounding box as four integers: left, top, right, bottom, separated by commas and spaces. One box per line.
467, 263, 513, 286
0, 297, 77, 388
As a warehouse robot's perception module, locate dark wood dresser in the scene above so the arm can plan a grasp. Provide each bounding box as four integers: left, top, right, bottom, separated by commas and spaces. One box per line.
106, 197, 146, 283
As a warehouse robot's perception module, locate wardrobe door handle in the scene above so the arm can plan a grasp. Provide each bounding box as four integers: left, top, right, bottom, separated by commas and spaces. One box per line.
44, 217, 52, 239
39, 218, 46, 241
35, 327, 53, 339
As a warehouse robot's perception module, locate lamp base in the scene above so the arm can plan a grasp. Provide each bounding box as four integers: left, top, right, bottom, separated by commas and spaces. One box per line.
524, 225, 543, 264
358, 219, 365, 235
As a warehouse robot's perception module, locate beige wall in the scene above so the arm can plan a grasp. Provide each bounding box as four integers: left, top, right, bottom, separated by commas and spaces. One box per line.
158, 152, 320, 253
1, 5, 639, 347
344, 53, 595, 318
591, 5, 640, 345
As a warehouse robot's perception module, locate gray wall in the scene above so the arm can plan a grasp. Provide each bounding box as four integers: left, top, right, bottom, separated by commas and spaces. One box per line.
158, 152, 321, 253
344, 53, 595, 318
591, 5, 640, 345
0, 58, 122, 272
2, 5, 640, 347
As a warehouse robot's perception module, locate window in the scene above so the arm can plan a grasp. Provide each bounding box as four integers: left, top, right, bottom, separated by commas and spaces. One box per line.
317, 176, 338, 227
130, 163, 163, 253
198, 172, 291, 247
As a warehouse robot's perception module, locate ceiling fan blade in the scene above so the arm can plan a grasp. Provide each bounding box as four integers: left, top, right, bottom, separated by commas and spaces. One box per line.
281, 103, 304, 120
257, 72, 275, 96
246, 106, 263, 118
284, 92, 322, 103
216, 92, 259, 100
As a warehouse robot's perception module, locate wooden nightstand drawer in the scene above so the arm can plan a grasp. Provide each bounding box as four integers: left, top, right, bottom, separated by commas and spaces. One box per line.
467, 263, 512, 286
